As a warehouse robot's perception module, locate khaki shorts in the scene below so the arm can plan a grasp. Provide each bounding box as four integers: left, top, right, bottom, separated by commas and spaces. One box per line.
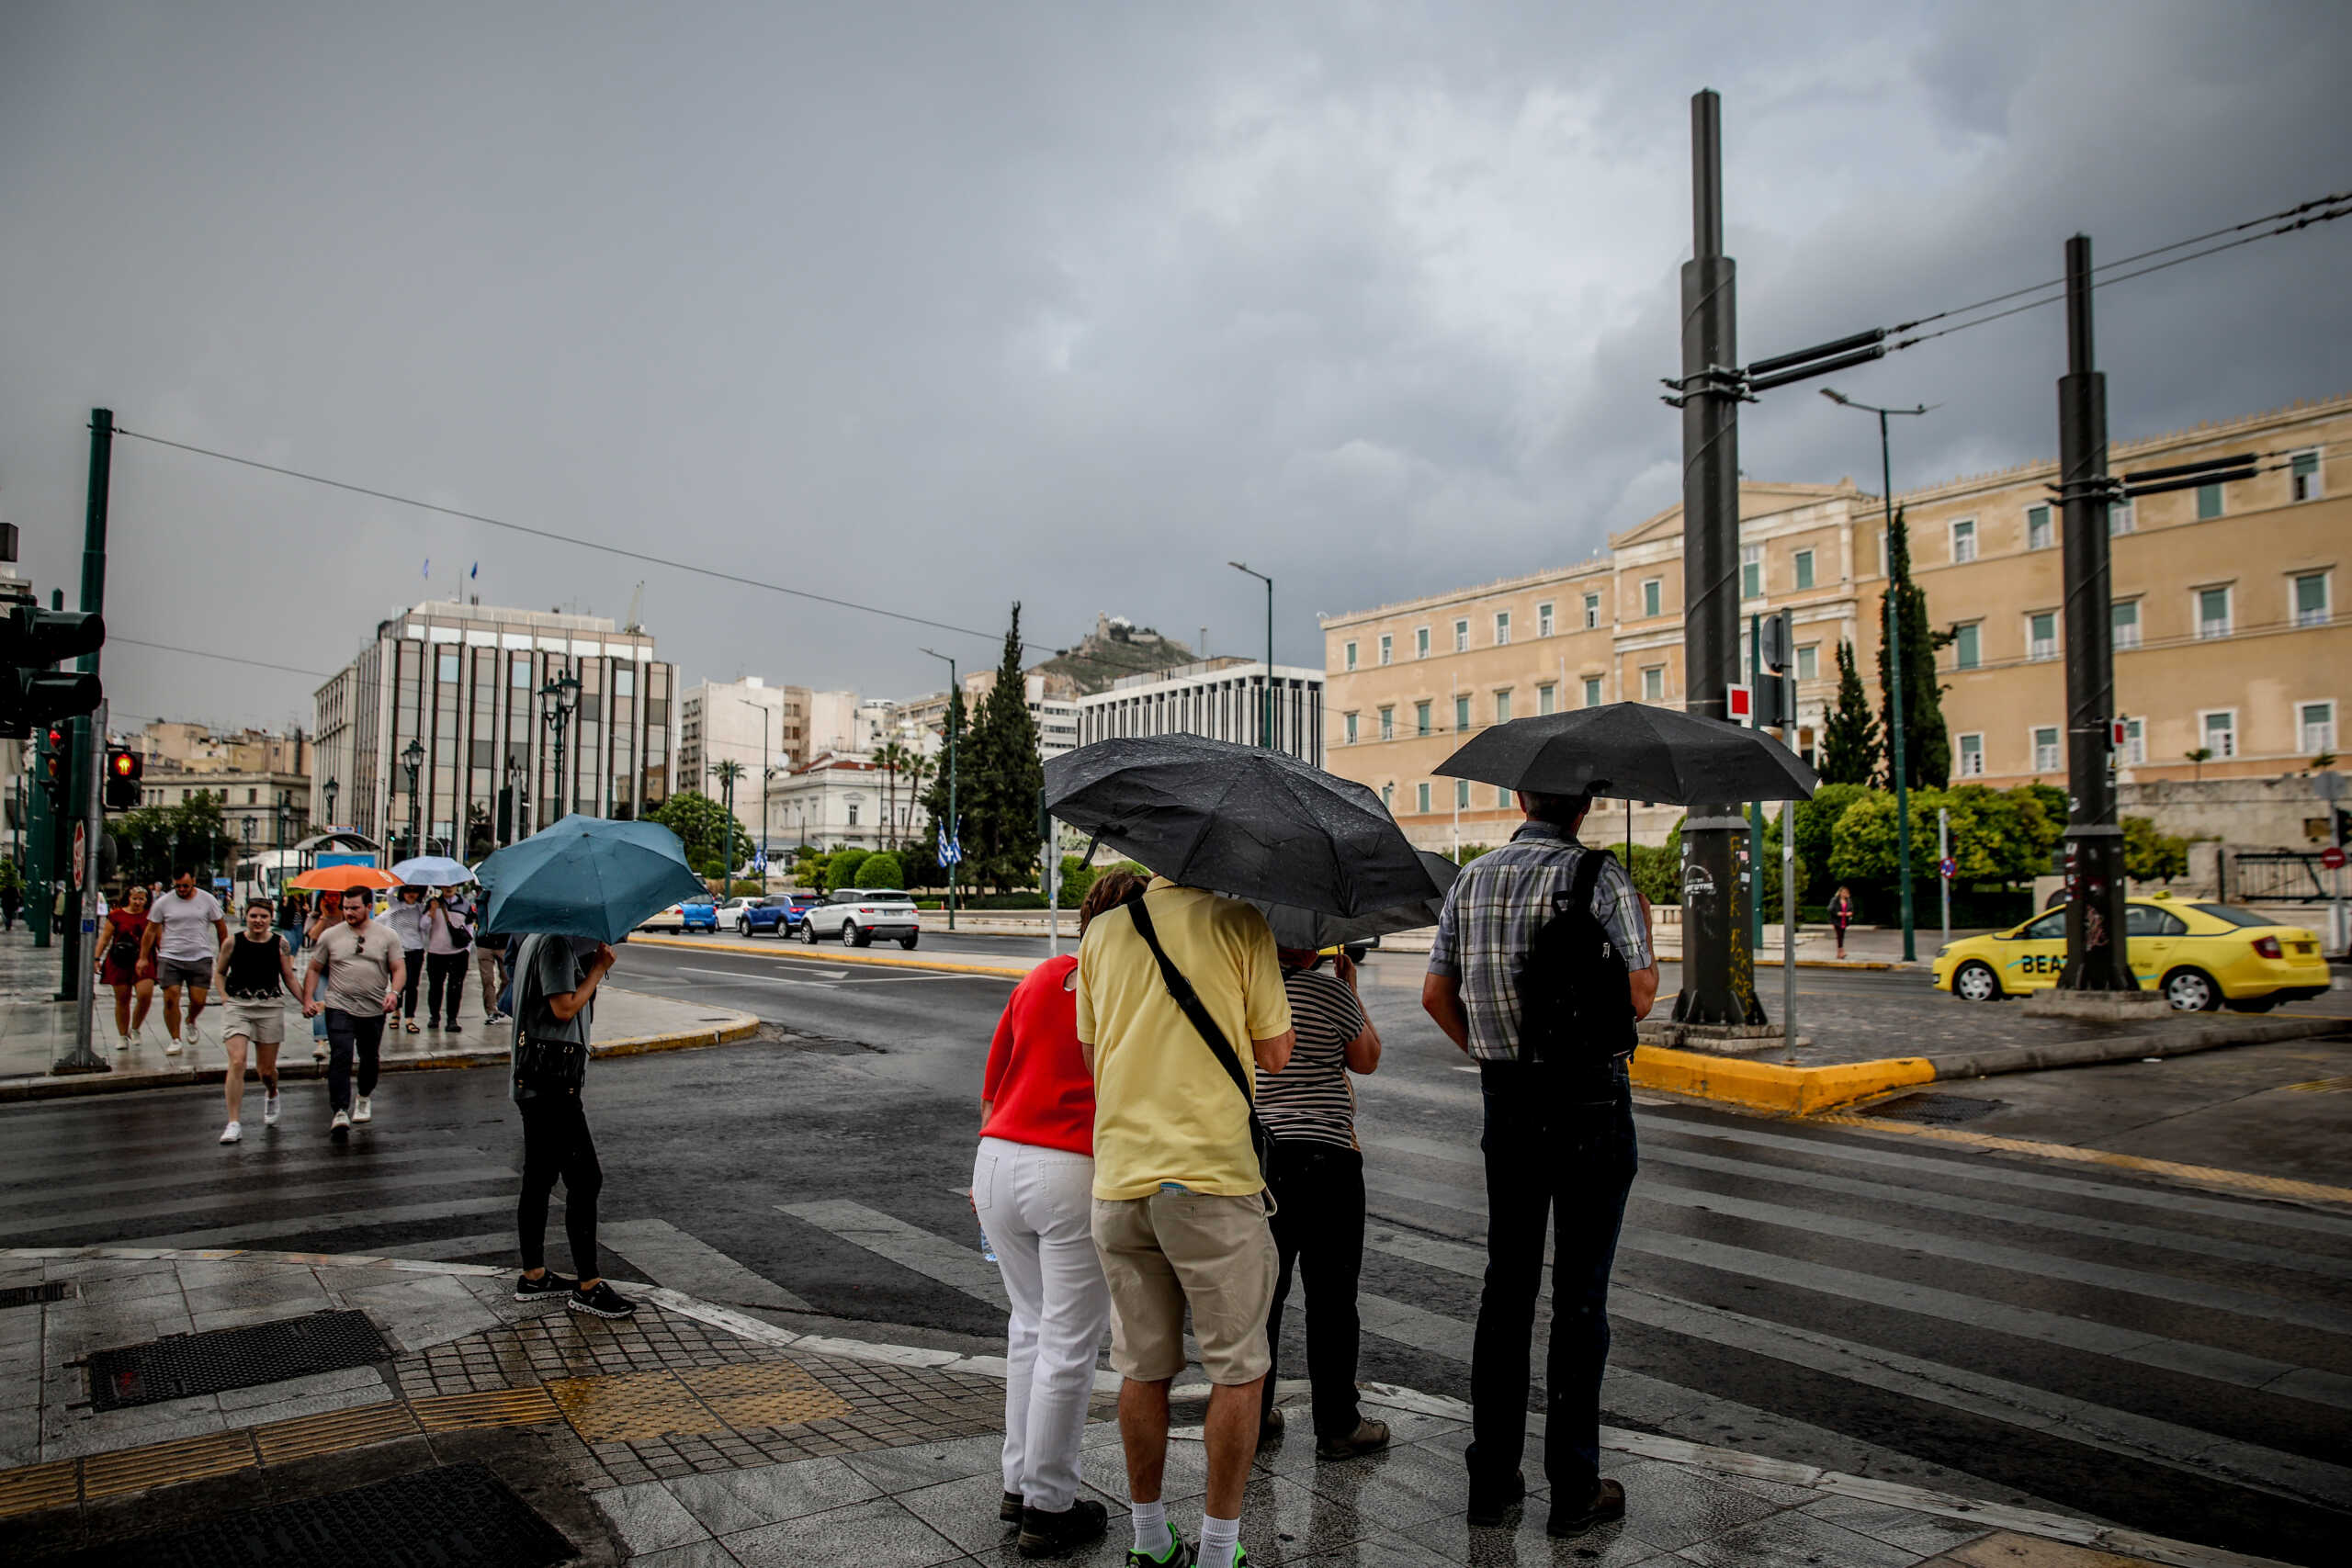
1091, 1189, 1277, 1385
220, 999, 286, 1046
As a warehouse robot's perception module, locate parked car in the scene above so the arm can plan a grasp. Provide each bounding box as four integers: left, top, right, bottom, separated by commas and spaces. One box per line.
775, 892, 822, 933
680, 897, 719, 933
1932, 892, 2329, 1011
798, 887, 922, 949
718, 897, 762, 926
639, 902, 686, 933
733, 896, 800, 937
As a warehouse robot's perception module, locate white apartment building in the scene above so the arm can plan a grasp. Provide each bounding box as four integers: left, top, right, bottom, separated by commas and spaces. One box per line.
1074, 659, 1324, 764
677, 677, 804, 840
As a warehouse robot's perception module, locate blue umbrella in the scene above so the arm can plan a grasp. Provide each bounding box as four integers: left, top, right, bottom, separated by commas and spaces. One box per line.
474, 814, 707, 942
389, 854, 473, 887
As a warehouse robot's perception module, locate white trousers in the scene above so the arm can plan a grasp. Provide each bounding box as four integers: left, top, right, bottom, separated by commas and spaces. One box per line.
974, 1135, 1111, 1513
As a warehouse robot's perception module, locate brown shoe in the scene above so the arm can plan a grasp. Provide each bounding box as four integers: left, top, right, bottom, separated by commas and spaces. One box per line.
1256, 1406, 1285, 1450
1314, 1418, 1390, 1461
1546, 1478, 1626, 1537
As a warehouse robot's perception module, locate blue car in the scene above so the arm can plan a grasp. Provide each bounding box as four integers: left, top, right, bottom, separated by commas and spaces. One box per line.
732, 897, 801, 937
680, 898, 719, 933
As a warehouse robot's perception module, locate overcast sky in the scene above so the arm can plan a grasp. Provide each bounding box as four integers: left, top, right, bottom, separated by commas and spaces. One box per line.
5, 2, 2347, 734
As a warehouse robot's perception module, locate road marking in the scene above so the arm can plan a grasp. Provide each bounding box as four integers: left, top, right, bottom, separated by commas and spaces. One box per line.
681, 965, 849, 986
639, 934, 1031, 978
603, 1218, 810, 1312
109, 1196, 520, 1253
777, 1199, 1007, 1309
0, 1164, 515, 1245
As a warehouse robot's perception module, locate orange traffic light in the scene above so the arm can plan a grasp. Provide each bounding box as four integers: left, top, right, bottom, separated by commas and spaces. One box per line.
103, 745, 141, 810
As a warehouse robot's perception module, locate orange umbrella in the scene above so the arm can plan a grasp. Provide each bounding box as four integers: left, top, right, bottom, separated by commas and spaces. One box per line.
288, 864, 401, 894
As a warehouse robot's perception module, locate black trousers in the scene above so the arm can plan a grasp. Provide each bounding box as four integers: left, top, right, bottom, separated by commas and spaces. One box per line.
1467, 1057, 1636, 1499
517, 1092, 603, 1281
424, 950, 470, 1024
1261, 1141, 1366, 1438
322, 1008, 386, 1112
399, 949, 425, 1020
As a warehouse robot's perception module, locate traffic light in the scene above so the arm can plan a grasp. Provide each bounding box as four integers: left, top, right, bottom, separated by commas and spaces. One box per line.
0, 604, 105, 738
38, 724, 69, 814
104, 747, 141, 810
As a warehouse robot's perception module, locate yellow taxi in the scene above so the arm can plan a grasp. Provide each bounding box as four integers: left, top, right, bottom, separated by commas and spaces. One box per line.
1932, 892, 2331, 1012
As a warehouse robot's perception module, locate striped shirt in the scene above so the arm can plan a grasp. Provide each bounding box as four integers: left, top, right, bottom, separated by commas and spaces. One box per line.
1427, 822, 1653, 1062
1257, 966, 1365, 1149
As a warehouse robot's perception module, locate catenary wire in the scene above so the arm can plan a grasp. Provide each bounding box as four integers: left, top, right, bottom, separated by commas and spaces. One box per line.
107, 637, 335, 680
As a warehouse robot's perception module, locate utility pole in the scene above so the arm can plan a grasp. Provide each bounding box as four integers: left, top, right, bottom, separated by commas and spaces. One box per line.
62, 699, 108, 1070
739, 699, 773, 884
2052, 234, 2136, 992
921, 649, 959, 931
1669, 90, 1758, 1025
58, 410, 112, 992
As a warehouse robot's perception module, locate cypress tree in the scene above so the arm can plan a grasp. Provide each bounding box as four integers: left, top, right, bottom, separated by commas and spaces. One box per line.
1876, 507, 1952, 790
1818, 639, 1882, 785
921, 685, 968, 857
967, 604, 1045, 889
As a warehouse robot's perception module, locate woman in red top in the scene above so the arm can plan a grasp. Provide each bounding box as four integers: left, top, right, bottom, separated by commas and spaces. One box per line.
96, 885, 156, 1051
972, 870, 1142, 1557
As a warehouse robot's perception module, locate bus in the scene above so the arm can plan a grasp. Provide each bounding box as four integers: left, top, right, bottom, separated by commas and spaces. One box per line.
232, 849, 309, 912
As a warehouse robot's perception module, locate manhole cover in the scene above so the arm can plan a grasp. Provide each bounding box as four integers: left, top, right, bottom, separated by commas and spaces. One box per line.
0, 1280, 74, 1310
1860, 1091, 2006, 1125
53, 1461, 572, 1568
86, 1309, 390, 1411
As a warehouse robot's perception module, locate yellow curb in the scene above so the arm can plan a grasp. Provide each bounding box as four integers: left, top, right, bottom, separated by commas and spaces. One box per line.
636, 933, 1031, 979
1631, 1044, 1936, 1115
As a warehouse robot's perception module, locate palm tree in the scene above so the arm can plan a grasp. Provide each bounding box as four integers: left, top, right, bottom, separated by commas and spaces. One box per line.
2183, 747, 2213, 783
899, 752, 934, 837
709, 760, 747, 876
874, 741, 910, 842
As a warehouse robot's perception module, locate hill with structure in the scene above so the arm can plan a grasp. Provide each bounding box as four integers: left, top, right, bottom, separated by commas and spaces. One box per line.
1034, 615, 1200, 695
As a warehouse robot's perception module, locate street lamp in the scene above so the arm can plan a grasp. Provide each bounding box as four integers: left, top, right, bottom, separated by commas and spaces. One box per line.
1228, 561, 1274, 750
322, 775, 338, 835
738, 698, 775, 882
400, 738, 425, 862
1821, 387, 1934, 963
538, 672, 582, 822
919, 648, 960, 931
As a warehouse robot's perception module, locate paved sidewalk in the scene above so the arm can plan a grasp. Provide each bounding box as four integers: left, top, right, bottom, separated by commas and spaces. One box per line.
0, 1248, 2288, 1568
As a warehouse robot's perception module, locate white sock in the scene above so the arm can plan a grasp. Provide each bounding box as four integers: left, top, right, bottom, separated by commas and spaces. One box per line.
1199, 1513, 1240, 1567
1130, 1499, 1170, 1556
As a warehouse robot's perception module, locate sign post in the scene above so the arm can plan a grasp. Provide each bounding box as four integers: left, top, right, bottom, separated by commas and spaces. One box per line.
2320, 772, 2346, 959
1938, 808, 1952, 953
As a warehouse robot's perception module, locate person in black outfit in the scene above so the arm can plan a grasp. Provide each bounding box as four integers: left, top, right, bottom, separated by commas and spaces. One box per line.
510, 932, 635, 1319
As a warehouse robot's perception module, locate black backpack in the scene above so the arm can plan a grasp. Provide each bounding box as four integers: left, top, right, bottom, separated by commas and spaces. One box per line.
1515, 847, 1637, 1071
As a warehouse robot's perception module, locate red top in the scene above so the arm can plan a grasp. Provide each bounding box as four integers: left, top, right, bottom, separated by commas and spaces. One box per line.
979, 955, 1094, 1156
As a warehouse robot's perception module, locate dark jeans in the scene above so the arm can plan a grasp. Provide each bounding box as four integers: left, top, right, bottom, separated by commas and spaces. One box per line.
399, 949, 424, 1020
1261, 1141, 1367, 1438
1467, 1057, 1637, 1500
323, 1008, 387, 1112
517, 1092, 603, 1280
424, 950, 470, 1024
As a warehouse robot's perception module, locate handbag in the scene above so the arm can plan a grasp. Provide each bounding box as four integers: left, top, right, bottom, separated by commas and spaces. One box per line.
1122, 892, 1276, 1190
510, 935, 586, 1094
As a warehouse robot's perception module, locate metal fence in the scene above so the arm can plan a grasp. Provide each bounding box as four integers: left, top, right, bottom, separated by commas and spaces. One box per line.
2228, 851, 2332, 903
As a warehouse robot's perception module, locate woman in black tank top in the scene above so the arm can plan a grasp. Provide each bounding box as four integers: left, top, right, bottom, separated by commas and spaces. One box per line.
223, 928, 288, 998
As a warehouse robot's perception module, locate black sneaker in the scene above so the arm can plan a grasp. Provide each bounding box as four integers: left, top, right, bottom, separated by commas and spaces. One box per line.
514, 1270, 577, 1304
1465, 1469, 1526, 1528
1018, 1497, 1107, 1558
567, 1280, 638, 1319
1000, 1491, 1024, 1523
1546, 1477, 1626, 1538
445, 1017, 462, 1032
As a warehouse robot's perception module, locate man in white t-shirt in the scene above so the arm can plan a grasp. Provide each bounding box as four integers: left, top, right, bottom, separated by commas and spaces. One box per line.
139, 867, 229, 1055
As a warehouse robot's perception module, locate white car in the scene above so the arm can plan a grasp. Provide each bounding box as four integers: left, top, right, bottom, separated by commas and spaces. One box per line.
798, 887, 922, 949
718, 897, 761, 930
639, 902, 686, 933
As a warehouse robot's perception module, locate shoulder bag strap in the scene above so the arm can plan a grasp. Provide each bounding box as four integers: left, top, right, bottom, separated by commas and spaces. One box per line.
1124, 893, 1254, 1107
1569, 843, 1611, 909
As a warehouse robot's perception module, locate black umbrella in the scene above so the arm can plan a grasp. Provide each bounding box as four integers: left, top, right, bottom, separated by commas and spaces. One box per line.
1045, 734, 1442, 918
1434, 703, 1817, 806
1255, 850, 1459, 950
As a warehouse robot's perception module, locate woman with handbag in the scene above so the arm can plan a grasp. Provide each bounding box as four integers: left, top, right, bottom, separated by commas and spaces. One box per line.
423, 890, 473, 1032
510, 932, 635, 1319
98, 885, 157, 1050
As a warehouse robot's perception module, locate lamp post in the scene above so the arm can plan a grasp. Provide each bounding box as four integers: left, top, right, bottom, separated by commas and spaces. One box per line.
1822, 386, 1933, 963
919, 649, 959, 931
400, 738, 425, 863
538, 672, 581, 823
739, 698, 774, 883
322, 775, 337, 841
1228, 561, 1274, 750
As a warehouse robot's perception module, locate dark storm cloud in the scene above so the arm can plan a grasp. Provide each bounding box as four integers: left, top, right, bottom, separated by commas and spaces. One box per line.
1, 2, 2345, 729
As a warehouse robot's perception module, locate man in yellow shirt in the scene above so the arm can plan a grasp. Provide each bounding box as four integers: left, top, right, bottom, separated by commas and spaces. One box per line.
1078, 877, 1294, 1568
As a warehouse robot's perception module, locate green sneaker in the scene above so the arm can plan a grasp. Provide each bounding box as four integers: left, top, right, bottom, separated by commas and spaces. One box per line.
1128, 1524, 1193, 1566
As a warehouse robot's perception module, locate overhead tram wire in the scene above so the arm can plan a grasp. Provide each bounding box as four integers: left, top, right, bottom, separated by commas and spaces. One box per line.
109, 636, 334, 680
108, 427, 1051, 657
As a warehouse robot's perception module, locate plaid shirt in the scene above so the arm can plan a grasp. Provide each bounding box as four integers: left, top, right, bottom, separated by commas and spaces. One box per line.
1427, 822, 1654, 1062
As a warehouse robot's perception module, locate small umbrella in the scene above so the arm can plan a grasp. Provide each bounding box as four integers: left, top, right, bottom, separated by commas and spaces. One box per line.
1256, 850, 1459, 951
1435, 703, 1817, 806
389, 854, 472, 887
288, 863, 402, 894
473, 813, 707, 942
1045, 734, 1440, 919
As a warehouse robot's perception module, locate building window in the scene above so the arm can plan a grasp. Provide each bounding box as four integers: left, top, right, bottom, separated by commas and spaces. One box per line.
1741, 545, 1762, 600
1455, 779, 1470, 809
1642, 580, 1662, 618
1957, 733, 1984, 777
1951, 518, 1977, 564
1382, 784, 1394, 809
1494, 612, 1510, 646
2032, 726, 2061, 772
1642, 665, 1664, 701
1453, 618, 1469, 653
2112, 599, 2140, 649
1492, 784, 1508, 807
1494, 690, 1512, 724
1537, 602, 1554, 637
437, 652, 460, 682
1378, 634, 1392, 666
1344, 640, 1358, 671
2196, 482, 2223, 520
1583, 592, 1600, 629
1417, 782, 1431, 815
2122, 716, 2145, 764
1454, 694, 1470, 731
2302, 701, 2337, 754
2290, 449, 2323, 502
1416, 626, 1430, 659
1953, 623, 1981, 671
2026, 505, 2052, 551
2028, 612, 2057, 661
2202, 710, 2236, 758
2294, 571, 2331, 627
1378, 707, 1395, 741
1538, 682, 1556, 716
1344, 712, 1358, 745
2197, 585, 2232, 639
1415, 700, 1430, 738
1584, 675, 1603, 707
1795, 644, 1818, 682
1793, 548, 1815, 591
2109, 501, 2134, 536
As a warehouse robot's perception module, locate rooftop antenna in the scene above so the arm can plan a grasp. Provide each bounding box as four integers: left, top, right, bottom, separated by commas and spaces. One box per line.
623, 581, 646, 634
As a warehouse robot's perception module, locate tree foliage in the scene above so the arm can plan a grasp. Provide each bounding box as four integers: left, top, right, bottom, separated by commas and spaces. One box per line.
1792, 783, 1871, 904
966, 604, 1046, 890
1876, 509, 1952, 790
1829, 784, 2061, 896
646, 790, 752, 879
1818, 640, 1881, 785
111, 794, 236, 885
823, 847, 872, 892
857, 852, 905, 890
920, 686, 970, 861
2122, 816, 2190, 884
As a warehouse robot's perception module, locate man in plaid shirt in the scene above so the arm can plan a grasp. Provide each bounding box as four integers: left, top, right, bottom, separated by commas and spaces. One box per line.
1422, 789, 1658, 1538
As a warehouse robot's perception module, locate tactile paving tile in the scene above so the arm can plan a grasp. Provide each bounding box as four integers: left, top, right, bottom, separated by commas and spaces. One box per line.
82, 1431, 256, 1499
545, 1371, 726, 1442
0, 1460, 78, 1519
410, 1385, 563, 1432
676, 1360, 854, 1429
85, 1309, 390, 1411
252, 1400, 420, 1465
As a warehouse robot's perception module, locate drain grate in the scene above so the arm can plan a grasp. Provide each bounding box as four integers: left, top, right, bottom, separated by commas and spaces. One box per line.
55, 1461, 572, 1568
0, 1280, 74, 1310
1860, 1091, 2007, 1125
85, 1309, 390, 1411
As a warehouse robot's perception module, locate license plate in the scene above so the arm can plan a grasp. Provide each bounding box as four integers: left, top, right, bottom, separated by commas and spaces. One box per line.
2291, 942, 2315, 955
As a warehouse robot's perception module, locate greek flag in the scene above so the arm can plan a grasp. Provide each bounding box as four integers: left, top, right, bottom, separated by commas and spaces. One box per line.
937, 823, 962, 865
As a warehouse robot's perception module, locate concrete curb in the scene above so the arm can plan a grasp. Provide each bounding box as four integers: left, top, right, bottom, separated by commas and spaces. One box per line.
638, 932, 1032, 979
1926, 1015, 2343, 1081
1629, 1045, 1939, 1115
0, 989, 761, 1104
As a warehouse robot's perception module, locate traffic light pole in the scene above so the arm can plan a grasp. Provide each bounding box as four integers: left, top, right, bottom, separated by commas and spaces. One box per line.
60, 700, 109, 1072
56, 410, 112, 991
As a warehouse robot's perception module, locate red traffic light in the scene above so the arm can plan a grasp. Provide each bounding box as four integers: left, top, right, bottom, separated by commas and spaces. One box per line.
110, 750, 136, 777
103, 745, 142, 810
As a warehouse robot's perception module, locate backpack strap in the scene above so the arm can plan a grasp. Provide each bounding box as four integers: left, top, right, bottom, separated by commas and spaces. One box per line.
1568, 844, 1613, 912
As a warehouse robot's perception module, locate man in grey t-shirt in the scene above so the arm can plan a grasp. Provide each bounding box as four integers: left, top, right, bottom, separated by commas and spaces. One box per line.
299, 887, 406, 1141
140, 868, 229, 1055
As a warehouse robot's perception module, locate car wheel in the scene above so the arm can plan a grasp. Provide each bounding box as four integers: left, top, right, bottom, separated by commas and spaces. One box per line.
735, 918, 748, 935
799, 919, 820, 944
848, 922, 871, 948
899, 933, 919, 951
2162, 966, 2222, 1012
1951, 961, 2001, 1002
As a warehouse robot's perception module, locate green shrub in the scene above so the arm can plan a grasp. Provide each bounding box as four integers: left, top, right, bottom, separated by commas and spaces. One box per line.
823, 848, 871, 892
858, 852, 906, 890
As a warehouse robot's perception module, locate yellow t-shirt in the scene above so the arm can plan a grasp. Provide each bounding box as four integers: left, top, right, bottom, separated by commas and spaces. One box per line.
1076, 879, 1294, 1201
